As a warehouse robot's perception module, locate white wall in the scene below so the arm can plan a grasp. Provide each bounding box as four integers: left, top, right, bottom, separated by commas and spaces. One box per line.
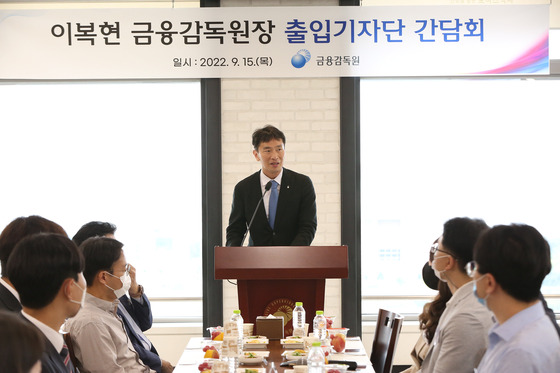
220, 0, 342, 335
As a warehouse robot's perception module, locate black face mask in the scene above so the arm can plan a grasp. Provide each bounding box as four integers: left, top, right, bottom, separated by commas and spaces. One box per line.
422, 261, 439, 291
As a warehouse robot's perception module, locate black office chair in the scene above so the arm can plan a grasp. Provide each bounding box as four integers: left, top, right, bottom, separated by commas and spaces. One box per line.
370, 309, 404, 373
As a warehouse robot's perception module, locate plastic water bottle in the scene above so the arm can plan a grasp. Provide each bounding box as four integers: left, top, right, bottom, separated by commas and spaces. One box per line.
224, 310, 244, 373
313, 310, 327, 340
292, 302, 306, 336
307, 341, 325, 373
231, 309, 244, 348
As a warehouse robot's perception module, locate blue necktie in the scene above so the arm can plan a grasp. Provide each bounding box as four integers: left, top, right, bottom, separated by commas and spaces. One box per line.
269, 180, 278, 229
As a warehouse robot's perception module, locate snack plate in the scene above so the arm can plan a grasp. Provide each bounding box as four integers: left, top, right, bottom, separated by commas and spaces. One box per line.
237, 368, 266, 373
282, 350, 307, 358
280, 339, 304, 349
243, 338, 269, 349
238, 355, 264, 365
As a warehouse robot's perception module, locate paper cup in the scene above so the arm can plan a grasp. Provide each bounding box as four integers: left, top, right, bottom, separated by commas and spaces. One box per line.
243, 323, 254, 337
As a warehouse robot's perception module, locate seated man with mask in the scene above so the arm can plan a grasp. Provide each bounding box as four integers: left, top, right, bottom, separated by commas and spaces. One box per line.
472, 224, 560, 372
72, 221, 172, 373
420, 217, 494, 373
7, 233, 85, 373
65, 237, 156, 373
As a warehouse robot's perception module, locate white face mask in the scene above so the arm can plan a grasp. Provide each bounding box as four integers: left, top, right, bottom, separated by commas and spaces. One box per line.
70, 280, 87, 308
104, 271, 131, 299
431, 255, 451, 282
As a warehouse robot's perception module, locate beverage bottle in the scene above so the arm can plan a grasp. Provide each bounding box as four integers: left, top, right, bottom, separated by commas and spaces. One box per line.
223, 310, 244, 373
231, 309, 244, 348
292, 301, 306, 337
313, 310, 327, 340
307, 341, 325, 373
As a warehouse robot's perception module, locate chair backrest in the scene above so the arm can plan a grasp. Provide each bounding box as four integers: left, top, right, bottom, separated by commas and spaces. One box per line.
370, 309, 404, 373
62, 332, 80, 369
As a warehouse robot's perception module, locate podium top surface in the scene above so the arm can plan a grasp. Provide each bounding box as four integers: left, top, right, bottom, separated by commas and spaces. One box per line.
214, 245, 348, 280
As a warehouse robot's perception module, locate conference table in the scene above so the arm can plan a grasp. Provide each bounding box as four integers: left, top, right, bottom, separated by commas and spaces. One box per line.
175, 337, 375, 373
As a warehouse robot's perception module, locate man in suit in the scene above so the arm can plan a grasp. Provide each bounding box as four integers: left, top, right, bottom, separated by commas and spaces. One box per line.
72, 221, 172, 373
7, 233, 85, 373
0, 215, 68, 312
226, 125, 317, 246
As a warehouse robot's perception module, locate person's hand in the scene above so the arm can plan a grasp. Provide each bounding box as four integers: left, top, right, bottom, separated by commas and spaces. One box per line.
161, 359, 175, 373
127, 264, 141, 297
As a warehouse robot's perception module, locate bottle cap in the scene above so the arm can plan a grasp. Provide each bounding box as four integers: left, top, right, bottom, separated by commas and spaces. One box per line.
233, 310, 241, 314
295, 302, 303, 307
312, 342, 321, 347
316, 310, 324, 315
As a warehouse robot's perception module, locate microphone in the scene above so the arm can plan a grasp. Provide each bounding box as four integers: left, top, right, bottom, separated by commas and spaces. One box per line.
241, 181, 272, 246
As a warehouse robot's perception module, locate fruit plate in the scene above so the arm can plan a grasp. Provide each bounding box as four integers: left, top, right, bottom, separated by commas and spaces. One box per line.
280, 339, 304, 349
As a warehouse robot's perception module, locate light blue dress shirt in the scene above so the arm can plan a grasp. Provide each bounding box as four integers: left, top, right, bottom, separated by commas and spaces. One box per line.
476, 301, 560, 373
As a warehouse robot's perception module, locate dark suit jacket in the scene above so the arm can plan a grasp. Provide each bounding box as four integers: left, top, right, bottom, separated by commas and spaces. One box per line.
41, 336, 73, 373
21, 316, 72, 373
0, 281, 22, 312
120, 294, 153, 332
226, 168, 317, 246
118, 294, 161, 373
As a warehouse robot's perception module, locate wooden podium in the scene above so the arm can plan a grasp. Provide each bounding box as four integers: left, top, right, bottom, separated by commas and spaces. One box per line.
215, 246, 348, 336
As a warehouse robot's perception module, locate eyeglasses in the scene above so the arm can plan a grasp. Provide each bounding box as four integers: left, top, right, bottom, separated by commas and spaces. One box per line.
465, 261, 478, 278
109, 263, 130, 276
429, 242, 454, 262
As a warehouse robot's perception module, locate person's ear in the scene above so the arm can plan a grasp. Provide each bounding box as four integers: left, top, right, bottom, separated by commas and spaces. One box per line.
485, 273, 498, 294
61, 278, 74, 299
97, 271, 109, 285
253, 149, 260, 162
444, 256, 455, 271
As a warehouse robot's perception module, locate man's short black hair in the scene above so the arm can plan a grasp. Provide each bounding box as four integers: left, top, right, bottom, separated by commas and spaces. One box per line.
474, 224, 551, 302
80, 236, 123, 286
252, 125, 286, 150
7, 233, 83, 309
442, 217, 489, 272
0, 215, 67, 276
72, 221, 117, 247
